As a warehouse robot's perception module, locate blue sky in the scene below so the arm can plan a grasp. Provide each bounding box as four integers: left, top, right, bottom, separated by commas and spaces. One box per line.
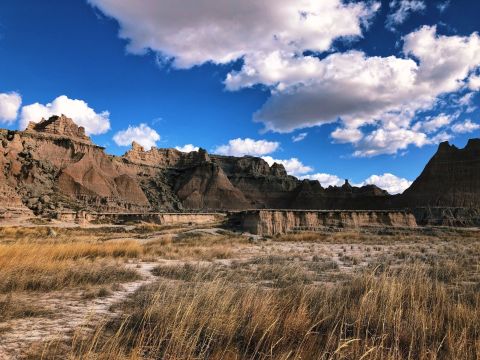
0, 0, 479, 194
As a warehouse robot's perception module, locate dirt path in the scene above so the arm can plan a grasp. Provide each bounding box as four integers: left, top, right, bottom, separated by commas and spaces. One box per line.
0, 261, 158, 359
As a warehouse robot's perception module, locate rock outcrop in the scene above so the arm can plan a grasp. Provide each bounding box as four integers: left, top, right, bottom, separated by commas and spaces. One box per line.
2, 115, 479, 224
235, 210, 417, 236
401, 140, 480, 208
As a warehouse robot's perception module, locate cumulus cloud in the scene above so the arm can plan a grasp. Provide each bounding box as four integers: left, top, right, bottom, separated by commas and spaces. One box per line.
262, 156, 313, 177
214, 138, 279, 157
386, 0, 426, 31
301, 173, 344, 187
413, 113, 455, 133
0, 92, 22, 124
228, 26, 480, 156
88, 0, 379, 69
331, 127, 363, 143
113, 123, 160, 150
469, 75, 480, 91
20, 95, 110, 135
88, 1, 480, 158
175, 144, 199, 152
451, 119, 480, 134
358, 173, 412, 194
353, 126, 428, 157
302, 172, 412, 194
292, 132, 308, 142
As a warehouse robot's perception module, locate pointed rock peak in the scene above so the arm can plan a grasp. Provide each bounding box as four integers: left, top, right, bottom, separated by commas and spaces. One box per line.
271, 163, 287, 177
342, 179, 352, 191
465, 138, 480, 150
195, 147, 210, 162
26, 114, 91, 143
438, 141, 454, 152
131, 141, 145, 153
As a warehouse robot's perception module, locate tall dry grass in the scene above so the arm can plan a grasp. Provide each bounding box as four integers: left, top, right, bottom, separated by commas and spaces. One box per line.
0, 241, 142, 292
53, 265, 480, 360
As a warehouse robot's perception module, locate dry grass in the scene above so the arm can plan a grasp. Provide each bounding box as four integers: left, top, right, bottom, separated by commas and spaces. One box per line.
0, 241, 142, 292
143, 231, 248, 260
1, 225, 479, 359
0, 295, 52, 322
45, 264, 480, 360
277, 228, 480, 245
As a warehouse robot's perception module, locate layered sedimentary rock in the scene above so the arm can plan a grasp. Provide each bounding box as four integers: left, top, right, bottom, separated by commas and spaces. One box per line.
2, 115, 479, 226
401, 140, 480, 208
236, 210, 417, 236
1, 115, 390, 216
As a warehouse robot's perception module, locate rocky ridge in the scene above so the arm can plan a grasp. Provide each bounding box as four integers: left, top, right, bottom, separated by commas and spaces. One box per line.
1, 115, 479, 224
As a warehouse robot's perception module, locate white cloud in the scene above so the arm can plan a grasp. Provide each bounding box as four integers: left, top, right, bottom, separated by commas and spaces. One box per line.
262, 156, 313, 177
302, 172, 412, 194
469, 75, 480, 91
451, 119, 480, 134
229, 26, 480, 156
88, 0, 379, 69
301, 173, 344, 187
437, 1, 450, 13
429, 131, 452, 144
331, 127, 363, 143
87, 1, 480, 158
175, 144, 199, 152
19, 95, 110, 135
0, 92, 22, 124
413, 113, 454, 133
292, 132, 308, 142
353, 126, 428, 157
113, 123, 160, 150
358, 173, 412, 194
386, 0, 426, 31
214, 138, 279, 157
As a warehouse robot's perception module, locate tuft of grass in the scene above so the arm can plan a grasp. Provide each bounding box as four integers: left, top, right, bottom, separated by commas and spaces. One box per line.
0, 295, 52, 321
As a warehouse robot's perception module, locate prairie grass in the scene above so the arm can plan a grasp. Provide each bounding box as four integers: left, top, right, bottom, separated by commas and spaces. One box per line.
277, 229, 480, 245
0, 241, 142, 292
0, 226, 130, 243
0, 295, 52, 322
2, 226, 479, 359
143, 232, 247, 260
50, 264, 480, 360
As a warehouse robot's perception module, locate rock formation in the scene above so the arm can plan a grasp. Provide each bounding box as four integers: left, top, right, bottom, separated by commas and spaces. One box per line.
235, 210, 418, 236
401, 140, 480, 208
1, 115, 479, 225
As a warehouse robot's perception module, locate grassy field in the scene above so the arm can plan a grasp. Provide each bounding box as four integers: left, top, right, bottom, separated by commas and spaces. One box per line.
0, 225, 479, 359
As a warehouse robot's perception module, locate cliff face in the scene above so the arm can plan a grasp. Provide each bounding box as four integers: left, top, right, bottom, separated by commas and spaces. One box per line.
0, 115, 391, 215
401, 140, 480, 208
5, 115, 458, 217
237, 210, 417, 236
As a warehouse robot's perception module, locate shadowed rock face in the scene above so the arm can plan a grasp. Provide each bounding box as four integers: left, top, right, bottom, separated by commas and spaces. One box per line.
401, 140, 480, 208
3, 115, 477, 219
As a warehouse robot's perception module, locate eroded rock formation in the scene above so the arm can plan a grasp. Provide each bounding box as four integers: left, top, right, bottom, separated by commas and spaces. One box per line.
235, 210, 418, 236
1, 115, 479, 224
401, 140, 480, 208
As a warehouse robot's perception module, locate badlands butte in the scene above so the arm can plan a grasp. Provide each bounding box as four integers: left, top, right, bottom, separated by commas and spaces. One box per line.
1, 114, 480, 232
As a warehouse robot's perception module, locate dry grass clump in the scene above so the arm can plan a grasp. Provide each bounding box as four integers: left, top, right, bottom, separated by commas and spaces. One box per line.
143, 232, 247, 260
0, 295, 52, 321
277, 228, 480, 245
56, 265, 479, 360
0, 241, 142, 292
0, 226, 132, 243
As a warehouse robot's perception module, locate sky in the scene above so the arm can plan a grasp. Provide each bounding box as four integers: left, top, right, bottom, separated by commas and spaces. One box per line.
0, 0, 479, 194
